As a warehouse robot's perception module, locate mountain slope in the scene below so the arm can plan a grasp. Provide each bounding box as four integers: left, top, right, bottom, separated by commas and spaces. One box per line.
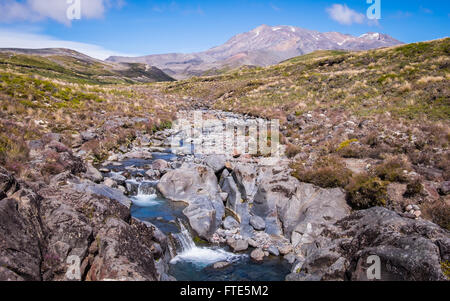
107, 25, 403, 79
163, 38, 449, 122
0, 48, 175, 84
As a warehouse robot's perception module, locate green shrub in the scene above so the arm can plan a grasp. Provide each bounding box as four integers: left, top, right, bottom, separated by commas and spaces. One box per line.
0, 131, 29, 174
335, 139, 366, 158
346, 174, 388, 210
422, 201, 450, 231
291, 156, 353, 188
441, 261, 450, 280
403, 179, 424, 197
285, 143, 302, 158
374, 157, 410, 183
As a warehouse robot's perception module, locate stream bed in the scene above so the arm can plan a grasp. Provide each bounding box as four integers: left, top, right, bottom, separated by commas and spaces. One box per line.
106, 154, 291, 281
131, 189, 291, 281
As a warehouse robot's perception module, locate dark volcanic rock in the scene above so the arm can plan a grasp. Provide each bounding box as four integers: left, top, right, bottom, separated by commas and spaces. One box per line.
0, 191, 43, 281
85, 218, 160, 281
287, 207, 450, 281
0, 164, 171, 281
0, 167, 19, 200
439, 181, 450, 195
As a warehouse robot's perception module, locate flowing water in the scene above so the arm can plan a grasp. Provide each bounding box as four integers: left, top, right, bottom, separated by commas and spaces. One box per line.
130, 176, 291, 281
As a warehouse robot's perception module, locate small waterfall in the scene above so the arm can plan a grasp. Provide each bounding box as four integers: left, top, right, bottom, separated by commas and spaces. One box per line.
172, 220, 196, 252
137, 181, 157, 196
170, 220, 245, 266
131, 181, 158, 207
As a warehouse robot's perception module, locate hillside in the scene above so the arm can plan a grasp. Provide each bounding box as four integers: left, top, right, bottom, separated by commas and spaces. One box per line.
163, 38, 449, 121
107, 25, 402, 79
0, 48, 175, 84
161, 39, 450, 230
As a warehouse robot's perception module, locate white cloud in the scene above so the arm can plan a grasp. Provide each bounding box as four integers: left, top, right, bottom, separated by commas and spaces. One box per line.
0, 28, 136, 60
326, 4, 365, 25
0, 0, 123, 25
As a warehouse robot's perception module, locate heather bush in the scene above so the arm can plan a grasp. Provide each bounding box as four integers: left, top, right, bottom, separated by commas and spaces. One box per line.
291, 155, 353, 188
346, 174, 388, 210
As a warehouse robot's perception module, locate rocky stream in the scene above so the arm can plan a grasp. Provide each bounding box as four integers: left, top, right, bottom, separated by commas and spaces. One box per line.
1, 109, 448, 281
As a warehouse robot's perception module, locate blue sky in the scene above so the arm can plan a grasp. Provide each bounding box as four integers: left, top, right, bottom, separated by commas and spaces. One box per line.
0, 0, 448, 59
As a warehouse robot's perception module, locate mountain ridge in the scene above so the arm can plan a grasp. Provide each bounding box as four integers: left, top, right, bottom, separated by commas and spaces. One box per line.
0, 47, 175, 84
107, 25, 403, 79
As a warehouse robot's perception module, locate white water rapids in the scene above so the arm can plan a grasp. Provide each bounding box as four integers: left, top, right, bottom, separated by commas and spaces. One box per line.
131, 182, 245, 267
170, 222, 245, 267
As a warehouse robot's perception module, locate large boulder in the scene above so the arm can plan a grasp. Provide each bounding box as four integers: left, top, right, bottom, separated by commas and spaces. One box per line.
72, 181, 132, 209
0, 191, 43, 280
220, 175, 254, 238
251, 170, 350, 242
85, 218, 160, 281
341, 207, 450, 281
203, 155, 227, 174
250, 215, 266, 231
182, 196, 217, 240
250, 248, 265, 262
232, 163, 259, 201
152, 159, 169, 171
288, 184, 350, 248
84, 163, 103, 183
223, 216, 240, 230
157, 164, 225, 239
287, 207, 450, 281
227, 238, 249, 252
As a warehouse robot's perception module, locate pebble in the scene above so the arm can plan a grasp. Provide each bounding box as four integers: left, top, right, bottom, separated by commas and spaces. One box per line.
250, 248, 265, 262
213, 261, 231, 269
268, 245, 280, 256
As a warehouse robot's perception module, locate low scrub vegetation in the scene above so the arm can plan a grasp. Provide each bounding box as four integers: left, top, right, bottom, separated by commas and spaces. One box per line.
345, 174, 389, 210
291, 156, 353, 189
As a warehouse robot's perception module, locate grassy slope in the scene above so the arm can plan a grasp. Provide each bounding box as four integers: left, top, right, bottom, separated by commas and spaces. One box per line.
0, 52, 174, 85
164, 39, 449, 122
0, 52, 179, 174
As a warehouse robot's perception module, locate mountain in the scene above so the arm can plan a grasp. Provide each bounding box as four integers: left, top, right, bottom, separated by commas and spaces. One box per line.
0, 48, 175, 84
107, 25, 403, 79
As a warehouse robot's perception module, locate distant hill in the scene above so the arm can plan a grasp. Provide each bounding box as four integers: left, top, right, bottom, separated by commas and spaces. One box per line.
107, 25, 403, 79
0, 48, 175, 84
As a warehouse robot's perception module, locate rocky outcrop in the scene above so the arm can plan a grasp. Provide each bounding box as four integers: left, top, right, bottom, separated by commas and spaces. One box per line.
220, 174, 254, 238
71, 181, 132, 209
287, 207, 450, 281
0, 188, 43, 281
86, 218, 160, 281
252, 168, 350, 241
0, 158, 172, 281
157, 163, 225, 240
182, 196, 217, 240
0, 166, 20, 199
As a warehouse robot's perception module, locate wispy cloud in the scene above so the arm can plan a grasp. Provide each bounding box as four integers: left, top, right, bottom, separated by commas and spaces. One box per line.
0, 28, 136, 59
420, 6, 433, 14
270, 3, 281, 12
326, 4, 365, 25
0, 0, 124, 25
